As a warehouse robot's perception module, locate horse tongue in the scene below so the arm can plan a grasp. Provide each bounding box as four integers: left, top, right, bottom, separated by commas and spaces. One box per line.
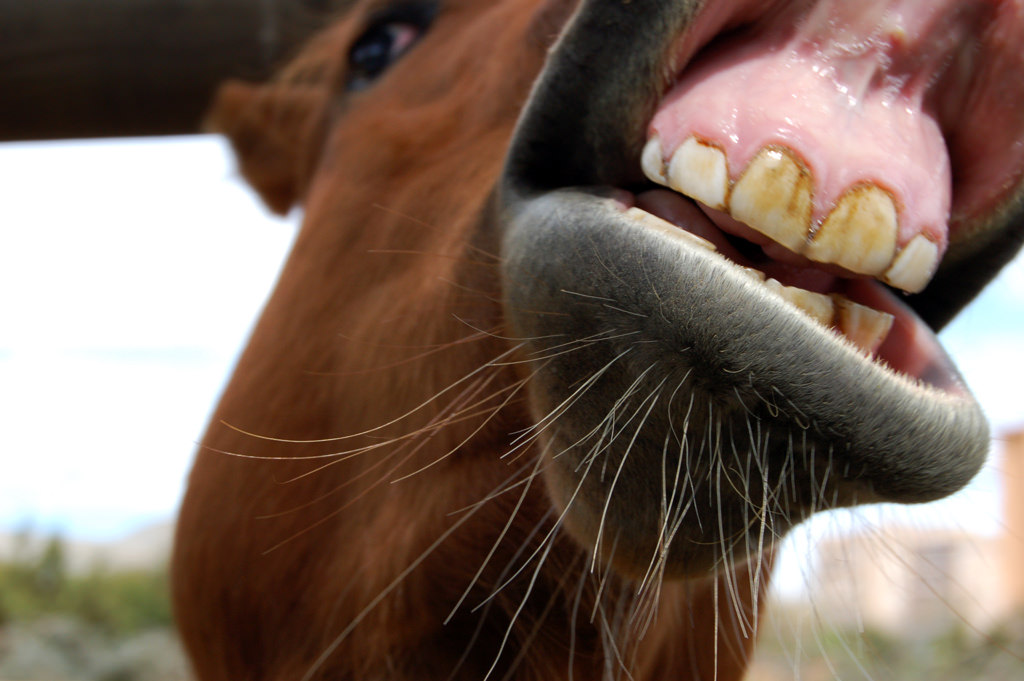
642, 0, 987, 295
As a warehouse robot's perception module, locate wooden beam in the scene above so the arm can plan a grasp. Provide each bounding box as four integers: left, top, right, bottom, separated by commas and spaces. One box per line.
0, 0, 346, 141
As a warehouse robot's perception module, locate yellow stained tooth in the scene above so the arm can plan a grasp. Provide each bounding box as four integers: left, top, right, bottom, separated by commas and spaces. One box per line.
765, 278, 834, 326
667, 137, 729, 210
623, 207, 717, 252
883, 234, 940, 294
832, 295, 894, 355
729, 147, 813, 253
641, 136, 668, 185
806, 185, 898, 276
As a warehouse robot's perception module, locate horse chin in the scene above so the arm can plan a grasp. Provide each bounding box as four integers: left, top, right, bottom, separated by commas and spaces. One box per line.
498, 187, 988, 577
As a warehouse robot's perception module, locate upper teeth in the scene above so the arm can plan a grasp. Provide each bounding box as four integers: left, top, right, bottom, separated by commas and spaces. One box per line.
729, 146, 813, 253
667, 137, 729, 211
882, 234, 940, 293
641, 135, 941, 294
805, 183, 899, 276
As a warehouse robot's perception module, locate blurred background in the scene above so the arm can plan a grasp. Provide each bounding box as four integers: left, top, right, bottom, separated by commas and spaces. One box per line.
0, 136, 296, 680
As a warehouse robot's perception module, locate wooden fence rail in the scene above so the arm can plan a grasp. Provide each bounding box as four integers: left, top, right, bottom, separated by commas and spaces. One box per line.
0, 0, 344, 141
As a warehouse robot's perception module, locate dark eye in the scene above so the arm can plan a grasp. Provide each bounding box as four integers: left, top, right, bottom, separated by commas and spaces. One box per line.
346, 3, 437, 91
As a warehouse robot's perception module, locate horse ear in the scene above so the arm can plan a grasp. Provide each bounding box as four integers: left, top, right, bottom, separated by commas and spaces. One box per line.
207, 77, 330, 214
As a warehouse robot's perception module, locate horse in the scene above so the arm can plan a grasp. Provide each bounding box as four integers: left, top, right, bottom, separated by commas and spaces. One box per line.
172, 1, 1024, 679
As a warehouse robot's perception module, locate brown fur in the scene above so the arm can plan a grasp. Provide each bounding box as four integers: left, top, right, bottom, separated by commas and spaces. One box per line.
174, 2, 772, 679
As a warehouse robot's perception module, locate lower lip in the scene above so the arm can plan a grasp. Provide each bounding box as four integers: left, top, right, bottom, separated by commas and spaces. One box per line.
625, 188, 967, 393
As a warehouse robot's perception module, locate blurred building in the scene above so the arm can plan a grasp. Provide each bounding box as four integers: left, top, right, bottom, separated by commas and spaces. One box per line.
1002, 429, 1024, 615
811, 525, 1002, 633
808, 428, 1024, 634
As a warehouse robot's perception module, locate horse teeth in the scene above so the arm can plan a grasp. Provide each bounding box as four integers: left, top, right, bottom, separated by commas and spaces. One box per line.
623, 207, 717, 251
764, 279, 895, 355
764, 278, 834, 326
832, 295, 895, 355
883, 234, 940, 293
642, 138, 937, 293
641, 136, 668, 185
666, 137, 729, 210
729, 147, 813, 252
805, 185, 899, 276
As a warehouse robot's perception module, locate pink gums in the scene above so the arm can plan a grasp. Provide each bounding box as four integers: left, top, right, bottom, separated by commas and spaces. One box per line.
648, 0, 1019, 258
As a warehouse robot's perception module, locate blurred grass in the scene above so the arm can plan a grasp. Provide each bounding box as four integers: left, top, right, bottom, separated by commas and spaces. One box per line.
1, 532, 1020, 680
750, 600, 1024, 681
0, 533, 172, 636
0, 531, 186, 681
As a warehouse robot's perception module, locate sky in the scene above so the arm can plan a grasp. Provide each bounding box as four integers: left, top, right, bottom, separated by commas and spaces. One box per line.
1, 136, 1023, 549
1, 136, 296, 538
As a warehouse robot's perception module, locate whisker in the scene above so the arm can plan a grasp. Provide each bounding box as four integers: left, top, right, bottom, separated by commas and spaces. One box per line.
593, 370, 666, 568
217, 342, 529, 449
481, 524, 559, 681
508, 346, 635, 451
390, 372, 532, 483
445, 449, 548, 624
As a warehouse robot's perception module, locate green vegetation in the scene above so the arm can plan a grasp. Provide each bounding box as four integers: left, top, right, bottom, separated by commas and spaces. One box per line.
2, 534, 1021, 680
751, 603, 1024, 681
0, 532, 173, 636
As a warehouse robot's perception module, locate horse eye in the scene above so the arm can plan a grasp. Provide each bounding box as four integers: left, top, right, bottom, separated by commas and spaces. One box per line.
347, 22, 420, 89
347, 3, 438, 92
